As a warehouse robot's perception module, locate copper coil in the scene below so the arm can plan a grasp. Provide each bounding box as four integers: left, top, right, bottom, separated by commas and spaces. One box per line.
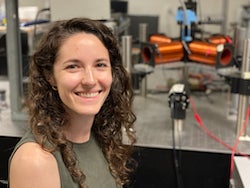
155, 52, 184, 64
142, 45, 155, 63
208, 35, 227, 44
142, 41, 183, 64
149, 34, 172, 43
188, 53, 216, 65
157, 41, 183, 54
189, 41, 218, 56
217, 45, 233, 66
188, 41, 233, 66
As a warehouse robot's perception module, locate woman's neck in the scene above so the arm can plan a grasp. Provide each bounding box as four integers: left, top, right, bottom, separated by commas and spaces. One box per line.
64, 114, 95, 143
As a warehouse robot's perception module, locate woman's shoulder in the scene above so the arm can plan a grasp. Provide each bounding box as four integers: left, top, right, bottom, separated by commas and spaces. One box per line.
9, 141, 60, 187
9, 130, 54, 166
12, 141, 55, 164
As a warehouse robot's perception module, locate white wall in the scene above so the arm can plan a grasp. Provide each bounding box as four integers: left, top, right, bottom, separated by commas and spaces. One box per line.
0, 0, 49, 9
50, 0, 110, 21
0, 0, 49, 22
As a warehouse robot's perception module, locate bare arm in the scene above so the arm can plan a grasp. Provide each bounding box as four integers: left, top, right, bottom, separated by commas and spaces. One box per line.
9, 142, 60, 188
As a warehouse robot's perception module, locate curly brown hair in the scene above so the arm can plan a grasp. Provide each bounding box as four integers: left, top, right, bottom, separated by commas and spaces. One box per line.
27, 17, 137, 188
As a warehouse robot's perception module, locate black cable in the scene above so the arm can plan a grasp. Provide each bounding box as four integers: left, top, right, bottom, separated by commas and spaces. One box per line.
171, 107, 184, 188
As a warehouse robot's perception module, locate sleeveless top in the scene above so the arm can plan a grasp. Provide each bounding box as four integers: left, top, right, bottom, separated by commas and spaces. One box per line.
9, 130, 118, 188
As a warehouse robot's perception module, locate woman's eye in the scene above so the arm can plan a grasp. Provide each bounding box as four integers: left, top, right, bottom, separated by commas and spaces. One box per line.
66, 64, 79, 69
96, 62, 108, 67
96, 58, 110, 68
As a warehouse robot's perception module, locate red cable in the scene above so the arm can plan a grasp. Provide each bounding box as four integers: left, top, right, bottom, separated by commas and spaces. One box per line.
189, 97, 250, 178
190, 97, 233, 150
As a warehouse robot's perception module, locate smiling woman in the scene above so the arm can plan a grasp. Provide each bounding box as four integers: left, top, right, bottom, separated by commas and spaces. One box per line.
52, 33, 112, 119
8, 18, 137, 188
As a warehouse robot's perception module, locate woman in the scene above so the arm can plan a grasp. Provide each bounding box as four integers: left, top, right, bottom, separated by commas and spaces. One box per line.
9, 17, 137, 188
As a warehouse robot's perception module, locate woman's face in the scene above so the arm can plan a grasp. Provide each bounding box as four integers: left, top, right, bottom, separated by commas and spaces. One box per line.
52, 33, 112, 117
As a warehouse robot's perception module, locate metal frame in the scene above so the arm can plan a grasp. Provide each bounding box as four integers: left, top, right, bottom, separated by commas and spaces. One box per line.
6, 0, 27, 121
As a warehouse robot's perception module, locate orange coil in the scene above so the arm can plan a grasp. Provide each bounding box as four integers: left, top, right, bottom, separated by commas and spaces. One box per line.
188, 53, 216, 65
218, 45, 233, 66
189, 41, 217, 56
157, 41, 183, 54
188, 40, 233, 66
142, 41, 184, 64
155, 52, 184, 64
208, 35, 227, 44
149, 34, 172, 44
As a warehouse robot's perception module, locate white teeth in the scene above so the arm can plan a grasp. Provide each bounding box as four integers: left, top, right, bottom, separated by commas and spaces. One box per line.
78, 92, 99, 98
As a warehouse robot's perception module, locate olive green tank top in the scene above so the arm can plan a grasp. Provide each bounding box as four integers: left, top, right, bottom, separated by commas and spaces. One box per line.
9, 130, 118, 188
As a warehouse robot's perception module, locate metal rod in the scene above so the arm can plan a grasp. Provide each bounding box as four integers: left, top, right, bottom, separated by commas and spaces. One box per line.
6, 0, 26, 121
139, 23, 148, 42
174, 119, 183, 132
229, 27, 247, 120
138, 23, 148, 97
236, 39, 250, 136
234, 27, 247, 57
236, 96, 248, 136
122, 35, 132, 74
174, 119, 183, 150
221, 0, 228, 34
141, 76, 147, 97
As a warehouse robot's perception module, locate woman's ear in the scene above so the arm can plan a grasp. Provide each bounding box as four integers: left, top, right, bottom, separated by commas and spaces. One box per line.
45, 71, 56, 87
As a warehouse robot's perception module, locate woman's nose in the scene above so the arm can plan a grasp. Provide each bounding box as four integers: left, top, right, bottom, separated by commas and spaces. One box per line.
81, 68, 96, 86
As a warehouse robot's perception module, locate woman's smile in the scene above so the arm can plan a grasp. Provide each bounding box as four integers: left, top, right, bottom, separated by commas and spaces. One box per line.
75, 91, 100, 98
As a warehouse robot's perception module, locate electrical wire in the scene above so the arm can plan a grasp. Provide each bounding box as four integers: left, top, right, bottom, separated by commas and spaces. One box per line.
189, 96, 250, 156
171, 108, 184, 188
189, 97, 250, 180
